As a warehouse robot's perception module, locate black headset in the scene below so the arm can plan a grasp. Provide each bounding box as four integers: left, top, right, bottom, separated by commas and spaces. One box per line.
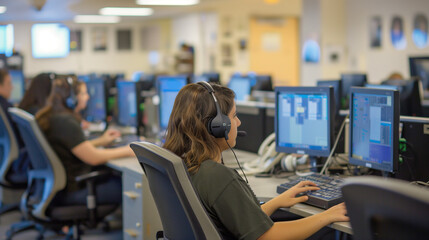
64, 75, 77, 110
197, 81, 231, 140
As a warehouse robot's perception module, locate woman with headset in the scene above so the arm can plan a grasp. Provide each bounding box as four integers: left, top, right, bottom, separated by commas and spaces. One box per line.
163, 82, 349, 240
36, 76, 134, 206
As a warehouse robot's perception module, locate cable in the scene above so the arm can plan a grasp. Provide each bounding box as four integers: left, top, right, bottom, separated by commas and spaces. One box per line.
225, 139, 248, 183
320, 115, 348, 175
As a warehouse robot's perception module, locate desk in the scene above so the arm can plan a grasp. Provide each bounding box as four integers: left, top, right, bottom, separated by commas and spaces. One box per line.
108, 157, 163, 240
108, 149, 352, 239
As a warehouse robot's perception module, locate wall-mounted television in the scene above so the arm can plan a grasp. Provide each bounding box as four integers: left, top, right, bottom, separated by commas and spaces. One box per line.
0, 24, 14, 57
31, 23, 70, 59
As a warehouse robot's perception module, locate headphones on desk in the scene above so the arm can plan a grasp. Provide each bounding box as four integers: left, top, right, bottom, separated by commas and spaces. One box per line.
197, 82, 231, 140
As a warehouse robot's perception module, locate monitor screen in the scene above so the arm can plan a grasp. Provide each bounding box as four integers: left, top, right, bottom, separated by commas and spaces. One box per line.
202, 72, 221, 84
409, 56, 429, 90
349, 87, 399, 173
253, 75, 273, 91
0, 24, 14, 57
365, 84, 399, 91
84, 78, 106, 122
9, 70, 25, 104
157, 76, 187, 130
117, 81, 138, 127
317, 80, 342, 114
275, 86, 334, 157
31, 23, 70, 59
228, 77, 252, 101
341, 73, 367, 109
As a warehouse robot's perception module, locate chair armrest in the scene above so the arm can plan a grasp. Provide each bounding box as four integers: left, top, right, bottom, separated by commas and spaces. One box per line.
75, 169, 111, 183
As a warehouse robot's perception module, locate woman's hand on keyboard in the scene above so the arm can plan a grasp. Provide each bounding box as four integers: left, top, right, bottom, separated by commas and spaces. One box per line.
276, 180, 320, 208
323, 202, 349, 223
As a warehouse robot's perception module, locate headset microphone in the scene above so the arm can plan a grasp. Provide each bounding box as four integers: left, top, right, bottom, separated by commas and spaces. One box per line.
237, 131, 247, 137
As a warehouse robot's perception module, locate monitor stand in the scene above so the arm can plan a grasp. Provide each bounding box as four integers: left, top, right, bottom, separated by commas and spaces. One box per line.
309, 156, 325, 173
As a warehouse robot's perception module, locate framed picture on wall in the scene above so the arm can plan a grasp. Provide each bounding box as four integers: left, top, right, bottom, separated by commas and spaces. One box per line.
369, 16, 382, 48
117, 29, 132, 50
391, 16, 407, 50
92, 27, 107, 51
412, 14, 428, 48
70, 29, 82, 51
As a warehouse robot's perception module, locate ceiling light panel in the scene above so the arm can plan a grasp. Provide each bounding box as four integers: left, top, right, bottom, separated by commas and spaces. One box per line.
0, 6, 7, 14
136, 0, 199, 6
99, 7, 153, 16
74, 15, 121, 24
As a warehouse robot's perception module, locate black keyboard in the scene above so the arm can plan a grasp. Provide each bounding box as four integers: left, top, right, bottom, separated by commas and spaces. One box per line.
277, 173, 344, 209
107, 135, 142, 148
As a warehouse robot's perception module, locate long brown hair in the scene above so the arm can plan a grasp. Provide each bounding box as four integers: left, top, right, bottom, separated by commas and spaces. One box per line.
19, 73, 53, 113
36, 75, 83, 131
163, 83, 235, 173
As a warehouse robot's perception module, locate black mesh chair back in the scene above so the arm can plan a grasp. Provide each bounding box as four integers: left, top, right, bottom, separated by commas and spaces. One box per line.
341, 176, 429, 240
130, 141, 222, 240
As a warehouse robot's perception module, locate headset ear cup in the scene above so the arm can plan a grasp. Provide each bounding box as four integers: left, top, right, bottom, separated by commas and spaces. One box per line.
281, 155, 297, 172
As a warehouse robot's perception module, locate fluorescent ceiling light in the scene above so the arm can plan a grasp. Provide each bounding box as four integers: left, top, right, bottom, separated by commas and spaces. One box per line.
0, 6, 7, 14
136, 0, 199, 6
99, 7, 153, 16
74, 15, 121, 24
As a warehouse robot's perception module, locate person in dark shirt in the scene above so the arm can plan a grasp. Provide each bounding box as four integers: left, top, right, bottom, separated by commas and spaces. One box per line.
0, 69, 29, 183
18, 72, 53, 115
163, 83, 349, 240
36, 76, 135, 205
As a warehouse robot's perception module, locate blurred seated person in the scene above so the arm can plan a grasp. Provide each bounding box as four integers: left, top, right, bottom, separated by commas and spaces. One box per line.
35, 76, 135, 206
386, 72, 404, 80
0, 69, 30, 184
18, 72, 53, 115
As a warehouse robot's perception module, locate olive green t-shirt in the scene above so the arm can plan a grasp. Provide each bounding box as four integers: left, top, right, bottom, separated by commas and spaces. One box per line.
44, 113, 92, 192
190, 160, 273, 240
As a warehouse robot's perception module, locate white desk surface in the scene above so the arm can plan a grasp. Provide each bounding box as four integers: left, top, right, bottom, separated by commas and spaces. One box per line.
108, 148, 352, 235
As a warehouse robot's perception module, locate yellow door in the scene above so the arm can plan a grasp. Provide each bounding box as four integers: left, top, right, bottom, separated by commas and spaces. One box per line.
249, 17, 299, 86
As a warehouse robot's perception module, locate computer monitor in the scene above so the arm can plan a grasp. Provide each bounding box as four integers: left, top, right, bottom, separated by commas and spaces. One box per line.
317, 80, 342, 114
116, 81, 144, 129
157, 76, 187, 131
396, 116, 429, 181
349, 87, 400, 173
275, 86, 335, 157
409, 56, 429, 90
9, 70, 25, 104
202, 72, 221, 85
341, 73, 367, 109
252, 75, 273, 91
228, 77, 252, 101
84, 78, 107, 122
381, 78, 422, 116
365, 84, 400, 91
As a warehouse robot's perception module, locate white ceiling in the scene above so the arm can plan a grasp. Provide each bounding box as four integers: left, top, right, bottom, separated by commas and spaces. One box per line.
0, 0, 300, 23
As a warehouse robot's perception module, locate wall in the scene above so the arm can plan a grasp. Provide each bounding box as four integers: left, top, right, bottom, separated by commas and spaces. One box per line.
346, 0, 429, 83
6, 20, 172, 79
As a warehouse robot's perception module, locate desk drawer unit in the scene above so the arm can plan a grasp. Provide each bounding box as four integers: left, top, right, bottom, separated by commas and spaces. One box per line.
122, 168, 162, 240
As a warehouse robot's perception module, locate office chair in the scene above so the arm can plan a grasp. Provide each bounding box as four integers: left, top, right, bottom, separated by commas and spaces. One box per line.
0, 107, 27, 216
341, 176, 429, 240
130, 141, 222, 240
7, 108, 118, 240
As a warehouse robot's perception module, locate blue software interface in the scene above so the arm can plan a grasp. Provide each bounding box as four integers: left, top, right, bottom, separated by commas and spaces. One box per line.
228, 77, 251, 101
277, 90, 329, 153
9, 70, 25, 104
85, 79, 106, 122
158, 77, 187, 130
117, 81, 138, 127
350, 91, 395, 171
